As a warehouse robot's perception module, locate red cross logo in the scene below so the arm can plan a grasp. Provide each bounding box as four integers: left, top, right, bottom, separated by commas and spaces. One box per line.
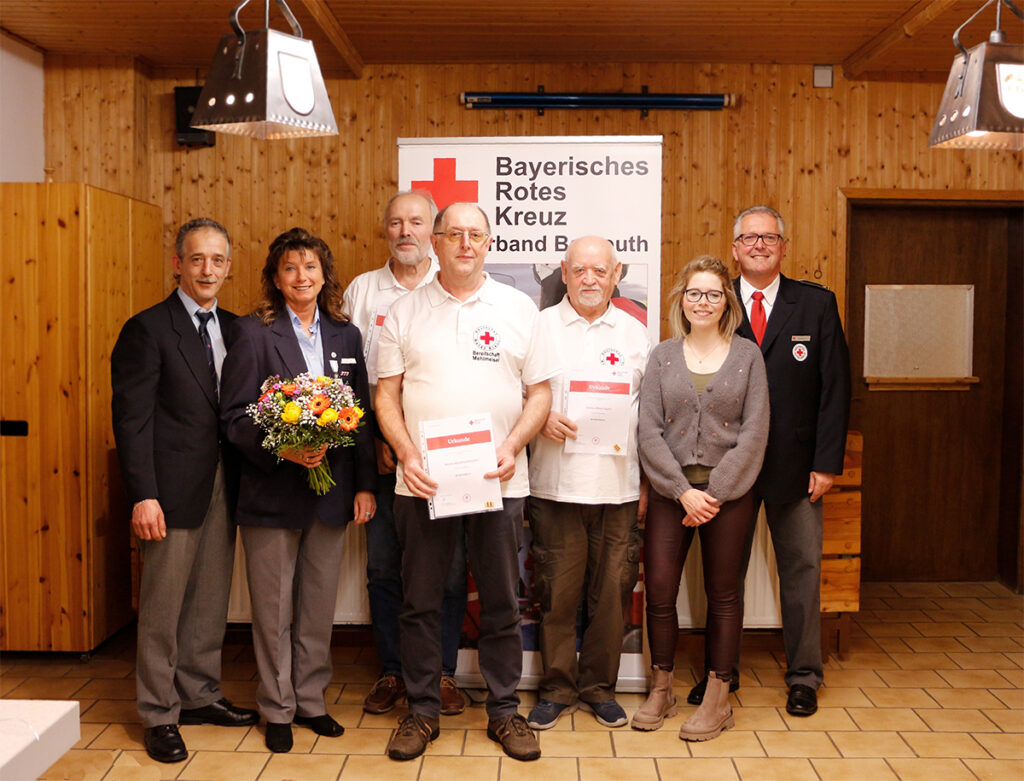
411, 158, 479, 210
601, 348, 624, 367
473, 325, 501, 351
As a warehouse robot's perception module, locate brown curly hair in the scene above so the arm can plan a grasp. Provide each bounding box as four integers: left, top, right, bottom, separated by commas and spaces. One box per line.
253, 227, 348, 325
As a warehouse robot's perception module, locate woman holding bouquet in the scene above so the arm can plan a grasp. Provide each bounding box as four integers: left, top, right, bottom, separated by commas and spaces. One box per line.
633, 255, 769, 741
221, 227, 377, 753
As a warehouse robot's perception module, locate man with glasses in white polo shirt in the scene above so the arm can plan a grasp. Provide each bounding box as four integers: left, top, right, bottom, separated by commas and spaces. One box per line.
376, 202, 558, 762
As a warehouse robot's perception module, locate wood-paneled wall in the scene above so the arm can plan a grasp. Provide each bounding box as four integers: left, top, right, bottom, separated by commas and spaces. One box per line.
44, 57, 1021, 329
1, 183, 161, 650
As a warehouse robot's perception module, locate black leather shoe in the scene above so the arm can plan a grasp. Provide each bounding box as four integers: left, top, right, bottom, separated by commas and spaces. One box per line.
687, 673, 740, 705
294, 713, 344, 737
786, 684, 818, 716
144, 724, 188, 763
265, 722, 293, 753
180, 698, 259, 727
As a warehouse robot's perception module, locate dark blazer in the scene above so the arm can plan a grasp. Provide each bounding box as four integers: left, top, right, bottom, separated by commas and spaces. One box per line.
220, 309, 377, 528
111, 291, 238, 529
734, 274, 851, 504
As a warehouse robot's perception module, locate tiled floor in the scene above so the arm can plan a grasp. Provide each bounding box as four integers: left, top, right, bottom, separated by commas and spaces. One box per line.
2, 581, 1022, 780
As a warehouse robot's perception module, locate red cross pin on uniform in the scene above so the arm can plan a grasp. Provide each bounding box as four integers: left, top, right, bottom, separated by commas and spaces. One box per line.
600, 348, 624, 367
792, 343, 809, 362
474, 325, 501, 350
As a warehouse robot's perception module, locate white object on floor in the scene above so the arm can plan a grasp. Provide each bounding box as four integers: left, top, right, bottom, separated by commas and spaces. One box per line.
0, 700, 79, 781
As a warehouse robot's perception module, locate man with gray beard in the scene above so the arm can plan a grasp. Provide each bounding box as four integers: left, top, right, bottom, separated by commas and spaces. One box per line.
343, 192, 468, 717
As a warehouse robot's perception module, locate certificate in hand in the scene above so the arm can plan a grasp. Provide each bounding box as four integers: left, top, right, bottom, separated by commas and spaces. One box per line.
420, 413, 504, 519
563, 368, 632, 456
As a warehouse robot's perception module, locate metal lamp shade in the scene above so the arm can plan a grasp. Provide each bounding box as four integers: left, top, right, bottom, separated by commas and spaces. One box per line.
191, 28, 338, 140
929, 40, 1024, 150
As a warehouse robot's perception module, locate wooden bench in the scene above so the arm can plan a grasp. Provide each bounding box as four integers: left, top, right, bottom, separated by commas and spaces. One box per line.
820, 431, 862, 659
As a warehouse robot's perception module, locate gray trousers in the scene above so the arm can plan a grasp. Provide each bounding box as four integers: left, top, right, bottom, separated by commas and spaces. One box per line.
759, 495, 824, 690
529, 498, 636, 705
240, 520, 346, 723
394, 496, 525, 721
137, 462, 235, 727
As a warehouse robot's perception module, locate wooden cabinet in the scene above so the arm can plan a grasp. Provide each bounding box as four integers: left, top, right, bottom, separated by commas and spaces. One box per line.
1, 183, 163, 651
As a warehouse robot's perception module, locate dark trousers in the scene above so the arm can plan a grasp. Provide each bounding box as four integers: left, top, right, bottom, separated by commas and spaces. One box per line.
529, 498, 637, 705
644, 489, 755, 675
395, 496, 525, 720
744, 495, 824, 689
365, 472, 467, 677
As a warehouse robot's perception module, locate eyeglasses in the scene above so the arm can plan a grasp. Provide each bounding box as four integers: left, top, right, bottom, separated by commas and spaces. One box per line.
683, 289, 724, 304
734, 232, 784, 246
433, 229, 490, 245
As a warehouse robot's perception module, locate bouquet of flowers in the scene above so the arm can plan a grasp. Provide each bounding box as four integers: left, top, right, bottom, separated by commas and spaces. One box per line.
247, 372, 365, 495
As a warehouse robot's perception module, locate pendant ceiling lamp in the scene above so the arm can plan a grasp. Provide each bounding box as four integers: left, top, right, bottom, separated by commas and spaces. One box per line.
929, 0, 1024, 150
191, 0, 338, 140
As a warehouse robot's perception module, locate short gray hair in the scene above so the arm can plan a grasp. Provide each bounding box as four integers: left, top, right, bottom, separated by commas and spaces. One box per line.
434, 202, 491, 234
175, 217, 231, 258
383, 190, 438, 225
732, 205, 785, 239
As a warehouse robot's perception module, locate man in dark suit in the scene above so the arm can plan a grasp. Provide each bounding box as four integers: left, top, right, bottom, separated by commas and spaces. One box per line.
689, 205, 850, 717
111, 218, 257, 764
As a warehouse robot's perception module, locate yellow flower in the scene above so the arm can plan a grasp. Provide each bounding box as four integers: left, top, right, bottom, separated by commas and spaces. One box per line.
316, 375, 331, 387
318, 408, 339, 426
353, 405, 364, 419
281, 401, 302, 424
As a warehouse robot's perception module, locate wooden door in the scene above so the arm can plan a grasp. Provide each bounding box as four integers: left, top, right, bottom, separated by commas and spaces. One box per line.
847, 202, 1022, 582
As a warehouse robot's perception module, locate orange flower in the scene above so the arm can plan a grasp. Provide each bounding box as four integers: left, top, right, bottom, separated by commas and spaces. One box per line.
308, 393, 330, 414
280, 383, 298, 396
338, 407, 359, 431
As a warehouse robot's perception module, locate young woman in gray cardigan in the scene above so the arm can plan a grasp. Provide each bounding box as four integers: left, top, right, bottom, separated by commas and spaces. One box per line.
632, 255, 769, 741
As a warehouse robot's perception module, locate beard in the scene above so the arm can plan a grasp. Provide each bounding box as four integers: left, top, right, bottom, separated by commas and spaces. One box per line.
391, 240, 428, 266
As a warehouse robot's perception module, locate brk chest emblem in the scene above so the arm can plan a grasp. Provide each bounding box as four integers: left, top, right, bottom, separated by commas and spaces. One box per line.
792, 343, 809, 362
472, 326, 501, 363
600, 348, 625, 367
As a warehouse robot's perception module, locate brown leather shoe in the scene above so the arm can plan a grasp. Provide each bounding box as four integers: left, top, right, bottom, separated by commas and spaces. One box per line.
440, 675, 466, 716
387, 713, 439, 761
487, 713, 541, 761
364, 673, 406, 714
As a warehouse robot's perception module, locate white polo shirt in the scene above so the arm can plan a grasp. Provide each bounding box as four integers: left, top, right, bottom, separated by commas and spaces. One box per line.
528, 296, 650, 504
377, 273, 559, 499
343, 258, 440, 400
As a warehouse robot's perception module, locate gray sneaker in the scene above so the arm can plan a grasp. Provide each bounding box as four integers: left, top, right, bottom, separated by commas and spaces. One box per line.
527, 699, 578, 730
487, 713, 541, 761
387, 713, 439, 761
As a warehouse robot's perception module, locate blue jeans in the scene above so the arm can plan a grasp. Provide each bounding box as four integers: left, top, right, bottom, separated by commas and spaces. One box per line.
366, 472, 467, 676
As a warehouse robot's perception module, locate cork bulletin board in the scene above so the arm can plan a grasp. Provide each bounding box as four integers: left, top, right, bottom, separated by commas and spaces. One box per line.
864, 285, 976, 389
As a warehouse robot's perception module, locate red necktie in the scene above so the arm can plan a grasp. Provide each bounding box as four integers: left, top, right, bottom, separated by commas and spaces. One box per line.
751, 291, 767, 345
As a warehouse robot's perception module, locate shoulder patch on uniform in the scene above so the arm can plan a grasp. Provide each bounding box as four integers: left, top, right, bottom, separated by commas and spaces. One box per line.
796, 278, 831, 292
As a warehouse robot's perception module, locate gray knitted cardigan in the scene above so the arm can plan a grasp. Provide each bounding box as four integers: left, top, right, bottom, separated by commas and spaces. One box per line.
638, 336, 770, 503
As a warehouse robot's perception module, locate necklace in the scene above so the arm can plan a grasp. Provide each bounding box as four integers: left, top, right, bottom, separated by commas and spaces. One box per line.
685, 338, 725, 366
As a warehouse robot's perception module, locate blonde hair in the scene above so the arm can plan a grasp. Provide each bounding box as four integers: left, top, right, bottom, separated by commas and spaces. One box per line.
667, 255, 743, 340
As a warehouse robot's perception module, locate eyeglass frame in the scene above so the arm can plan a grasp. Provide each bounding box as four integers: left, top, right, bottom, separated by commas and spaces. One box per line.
733, 232, 785, 246
433, 228, 491, 245
682, 288, 725, 304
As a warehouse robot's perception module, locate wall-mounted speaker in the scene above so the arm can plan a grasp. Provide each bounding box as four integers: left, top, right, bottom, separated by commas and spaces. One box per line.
174, 86, 215, 147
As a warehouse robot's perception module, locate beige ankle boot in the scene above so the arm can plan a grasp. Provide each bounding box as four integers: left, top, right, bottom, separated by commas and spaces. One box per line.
678, 670, 734, 740
630, 666, 678, 731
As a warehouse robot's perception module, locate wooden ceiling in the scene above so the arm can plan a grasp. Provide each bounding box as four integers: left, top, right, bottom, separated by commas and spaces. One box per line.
1, 1, 1021, 80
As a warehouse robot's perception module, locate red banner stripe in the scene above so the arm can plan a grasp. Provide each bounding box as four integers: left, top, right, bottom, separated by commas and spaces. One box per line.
568, 381, 631, 395
426, 429, 493, 450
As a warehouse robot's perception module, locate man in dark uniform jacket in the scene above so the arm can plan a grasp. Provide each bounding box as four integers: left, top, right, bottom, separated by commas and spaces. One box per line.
689, 205, 850, 717
111, 218, 257, 763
